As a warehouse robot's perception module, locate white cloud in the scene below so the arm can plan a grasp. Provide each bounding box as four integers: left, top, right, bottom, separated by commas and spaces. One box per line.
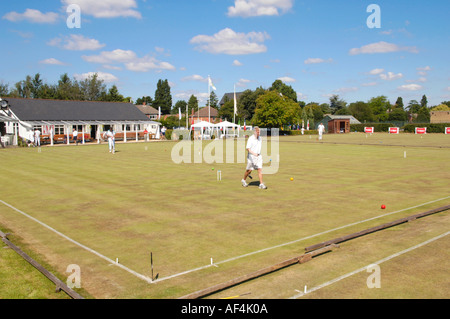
233, 59, 243, 66
297, 92, 308, 100
181, 75, 206, 82
369, 68, 384, 75
335, 87, 358, 94
227, 0, 293, 17
304, 58, 333, 64
349, 41, 418, 55
39, 58, 67, 65
398, 84, 423, 91
3, 9, 59, 24
61, 0, 141, 19
82, 49, 137, 63
277, 76, 296, 83
48, 34, 105, 51
379, 72, 403, 81
417, 66, 431, 76
236, 78, 251, 87
82, 49, 175, 72
125, 59, 175, 72
362, 82, 378, 87
190, 28, 270, 55
74, 71, 119, 83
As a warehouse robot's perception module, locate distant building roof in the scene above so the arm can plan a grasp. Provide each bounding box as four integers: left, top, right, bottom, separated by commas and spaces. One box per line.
322, 114, 361, 124
191, 106, 219, 118
135, 103, 158, 116
7, 98, 150, 122
219, 92, 245, 106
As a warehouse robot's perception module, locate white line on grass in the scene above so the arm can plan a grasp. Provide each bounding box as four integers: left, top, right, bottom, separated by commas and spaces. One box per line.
152, 195, 450, 283
1, 196, 449, 285
0, 199, 153, 284
288, 231, 450, 299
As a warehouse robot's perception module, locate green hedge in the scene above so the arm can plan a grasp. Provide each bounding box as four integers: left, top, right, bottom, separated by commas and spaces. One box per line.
350, 123, 396, 132
402, 123, 448, 133
350, 123, 449, 133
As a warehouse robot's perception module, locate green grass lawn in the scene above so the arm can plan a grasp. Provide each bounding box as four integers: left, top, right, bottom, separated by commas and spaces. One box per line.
0, 133, 449, 299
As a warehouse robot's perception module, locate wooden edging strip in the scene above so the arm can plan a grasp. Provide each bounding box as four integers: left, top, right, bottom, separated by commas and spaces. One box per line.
0, 230, 84, 300
304, 204, 450, 253
179, 244, 339, 299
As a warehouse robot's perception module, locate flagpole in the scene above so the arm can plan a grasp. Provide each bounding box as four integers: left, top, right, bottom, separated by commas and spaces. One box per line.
208, 75, 211, 123
233, 84, 236, 125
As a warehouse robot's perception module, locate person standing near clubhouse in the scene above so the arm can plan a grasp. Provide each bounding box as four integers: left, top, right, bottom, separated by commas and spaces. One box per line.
241, 126, 267, 189
73, 128, 79, 145
318, 122, 325, 140
104, 127, 115, 154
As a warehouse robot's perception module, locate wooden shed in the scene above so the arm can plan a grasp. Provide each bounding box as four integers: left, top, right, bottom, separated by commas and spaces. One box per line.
320, 115, 359, 134
328, 118, 350, 133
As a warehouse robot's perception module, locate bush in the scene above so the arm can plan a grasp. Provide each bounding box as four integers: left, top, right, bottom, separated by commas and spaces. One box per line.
402, 123, 447, 133
350, 123, 395, 132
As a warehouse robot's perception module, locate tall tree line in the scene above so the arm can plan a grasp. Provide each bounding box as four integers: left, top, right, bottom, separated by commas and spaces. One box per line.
1, 73, 130, 102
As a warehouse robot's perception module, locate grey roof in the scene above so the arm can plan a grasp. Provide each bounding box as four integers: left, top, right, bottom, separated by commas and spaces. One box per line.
219, 92, 245, 105
7, 98, 151, 122
323, 114, 361, 124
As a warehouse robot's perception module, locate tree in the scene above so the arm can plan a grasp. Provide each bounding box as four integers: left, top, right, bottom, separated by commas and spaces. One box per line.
394, 97, 404, 109
304, 103, 324, 124
269, 80, 297, 102
154, 79, 172, 114
348, 101, 374, 122
407, 100, 421, 114
431, 104, 450, 111
329, 95, 347, 114
135, 96, 153, 106
219, 99, 235, 121
187, 94, 199, 115
237, 87, 266, 121
208, 91, 218, 109
415, 107, 430, 123
173, 100, 187, 115
388, 108, 407, 122
79, 73, 106, 101
368, 96, 390, 121
420, 95, 428, 108
0, 83, 9, 97
252, 91, 300, 128
100, 85, 125, 102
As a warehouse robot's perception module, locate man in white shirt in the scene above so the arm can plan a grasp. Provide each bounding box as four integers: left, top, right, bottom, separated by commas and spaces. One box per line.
103, 128, 115, 154
241, 126, 267, 189
73, 128, 79, 145
318, 122, 325, 140
34, 128, 41, 146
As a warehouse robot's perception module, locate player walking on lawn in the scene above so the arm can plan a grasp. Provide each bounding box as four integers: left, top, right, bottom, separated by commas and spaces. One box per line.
241, 126, 267, 189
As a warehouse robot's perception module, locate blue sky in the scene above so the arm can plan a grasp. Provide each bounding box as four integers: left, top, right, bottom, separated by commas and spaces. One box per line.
1, 0, 449, 107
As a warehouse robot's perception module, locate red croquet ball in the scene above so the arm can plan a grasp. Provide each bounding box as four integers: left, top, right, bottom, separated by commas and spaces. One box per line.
381, 205, 386, 209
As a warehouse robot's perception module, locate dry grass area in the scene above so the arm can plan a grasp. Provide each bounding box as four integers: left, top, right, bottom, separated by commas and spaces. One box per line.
0, 133, 448, 299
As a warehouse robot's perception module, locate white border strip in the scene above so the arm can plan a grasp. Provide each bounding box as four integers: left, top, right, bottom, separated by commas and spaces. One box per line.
289, 231, 450, 299
0, 200, 153, 284
154, 195, 450, 282
1, 196, 449, 284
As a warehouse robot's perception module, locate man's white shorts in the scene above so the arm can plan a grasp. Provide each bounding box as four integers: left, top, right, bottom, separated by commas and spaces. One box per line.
246, 155, 263, 170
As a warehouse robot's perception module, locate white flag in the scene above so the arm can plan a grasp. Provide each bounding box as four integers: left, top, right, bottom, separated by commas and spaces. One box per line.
234, 86, 237, 115
179, 107, 182, 120
158, 106, 161, 119
208, 76, 216, 90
